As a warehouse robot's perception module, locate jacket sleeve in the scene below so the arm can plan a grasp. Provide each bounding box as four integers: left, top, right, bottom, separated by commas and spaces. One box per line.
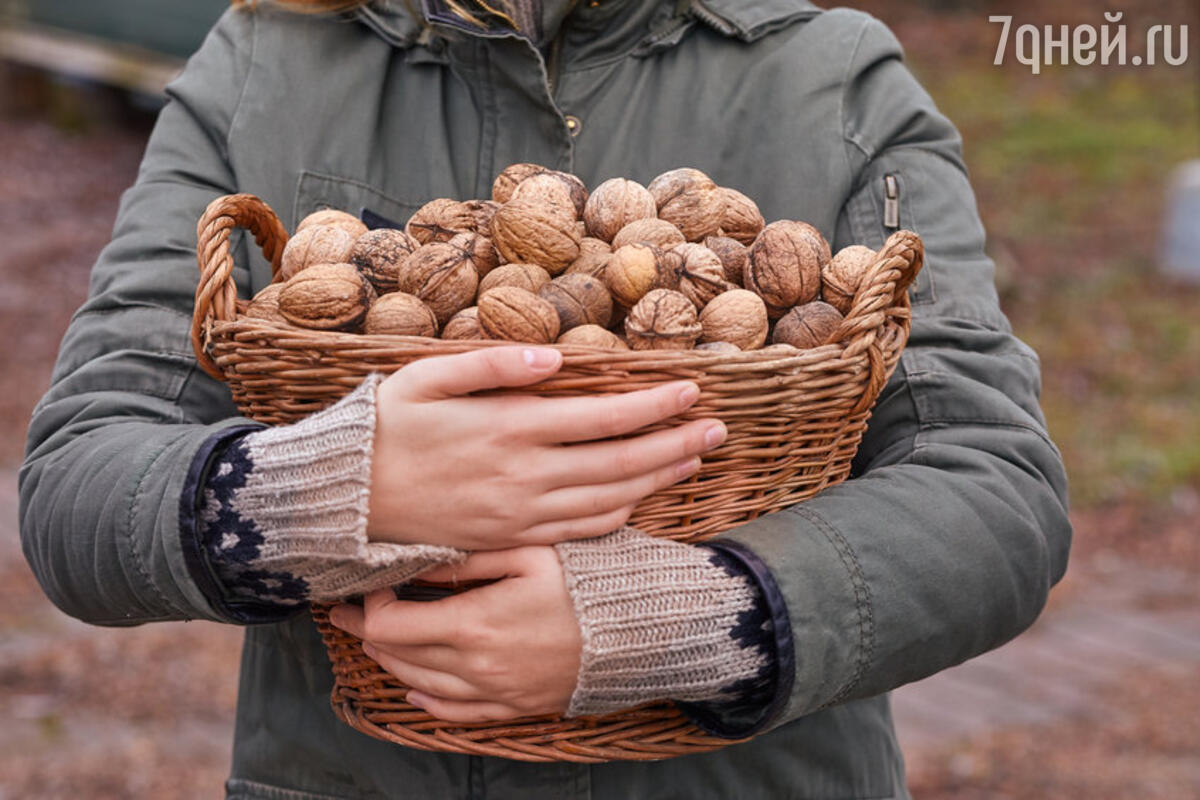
696, 15, 1072, 735
18, 9, 265, 626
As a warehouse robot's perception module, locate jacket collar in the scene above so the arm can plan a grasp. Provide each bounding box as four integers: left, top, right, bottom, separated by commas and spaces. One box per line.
354, 0, 822, 51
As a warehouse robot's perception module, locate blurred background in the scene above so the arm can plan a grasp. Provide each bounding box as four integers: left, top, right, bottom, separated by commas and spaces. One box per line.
1, 0, 1197, 797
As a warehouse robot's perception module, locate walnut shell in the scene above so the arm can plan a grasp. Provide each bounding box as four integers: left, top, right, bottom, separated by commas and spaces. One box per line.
478, 262, 552, 296
297, 209, 368, 238
583, 178, 657, 242
624, 289, 702, 351
647, 168, 725, 242
552, 171, 589, 217
243, 283, 291, 326
350, 228, 420, 294
604, 243, 676, 308
406, 198, 476, 244
695, 340, 741, 354
745, 220, 830, 317
364, 292, 439, 337
611, 217, 687, 251
511, 173, 578, 223
492, 163, 549, 204
823, 245, 876, 315
672, 243, 728, 310
699, 289, 769, 350
538, 273, 613, 331
477, 286, 560, 344
449, 231, 501, 278
715, 188, 765, 245
400, 242, 480, 326
279, 225, 356, 281
703, 235, 750, 287
461, 199, 501, 233
557, 324, 629, 350
490, 199, 582, 275
441, 306, 485, 340
564, 237, 612, 279
279, 263, 374, 331
772, 301, 844, 349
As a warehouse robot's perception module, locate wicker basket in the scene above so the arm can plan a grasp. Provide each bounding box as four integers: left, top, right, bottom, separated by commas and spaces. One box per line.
192, 193, 923, 763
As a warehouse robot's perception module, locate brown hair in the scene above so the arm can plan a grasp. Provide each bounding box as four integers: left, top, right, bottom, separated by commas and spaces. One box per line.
231, 0, 519, 29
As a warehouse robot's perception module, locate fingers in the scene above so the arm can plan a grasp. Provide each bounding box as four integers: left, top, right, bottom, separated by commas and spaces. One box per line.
541, 418, 725, 488
531, 456, 702, 525
517, 504, 638, 545
405, 691, 529, 723
416, 549, 531, 584
330, 589, 464, 647
529, 381, 702, 444
363, 643, 484, 701
393, 346, 562, 399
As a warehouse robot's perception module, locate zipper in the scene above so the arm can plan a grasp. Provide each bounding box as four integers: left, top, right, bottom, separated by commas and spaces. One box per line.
883, 173, 900, 229
546, 27, 566, 96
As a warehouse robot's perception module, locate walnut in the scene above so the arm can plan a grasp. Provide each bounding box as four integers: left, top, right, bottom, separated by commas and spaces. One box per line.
478, 262, 552, 296
492, 163, 549, 204
703, 235, 750, 287
715, 188, 764, 245
611, 218, 687, 251
400, 242, 479, 326
449, 231, 501, 278
695, 340, 741, 354
279, 263, 374, 331
461, 199, 501, 233
477, 286, 560, 344
490, 199, 582, 275
745, 220, 829, 317
364, 292, 439, 337
772, 301, 844, 349
511, 173, 578, 225
672, 243, 728, 310
441, 306, 485, 340
583, 178, 657, 242
624, 289, 702, 351
604, 243, 677, 308
557, 324, 629, 350
564, 237, 612, 279
279, 225, 356, 281
350, 228, 420, 294
647, 167, 725, 242
822, 245, 876, 315
243, 283, 291, 326
699, 289, 769, 350
538, 273, 613, 331
553, 171, 589, 217
297, 209, 368, 239
406, 198, 475, 244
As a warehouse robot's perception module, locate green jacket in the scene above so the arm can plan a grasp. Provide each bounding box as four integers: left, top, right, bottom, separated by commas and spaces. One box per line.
20, 1, 1071, 798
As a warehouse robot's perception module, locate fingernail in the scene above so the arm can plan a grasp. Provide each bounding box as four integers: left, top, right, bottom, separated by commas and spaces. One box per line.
523, 348, 560, 369
406, 691, 426, 709
362, 642, 377, 659
678, 383, 700, 407
676, 457, 700, 478
704, 423, 726, 449
328, 607, 344, 628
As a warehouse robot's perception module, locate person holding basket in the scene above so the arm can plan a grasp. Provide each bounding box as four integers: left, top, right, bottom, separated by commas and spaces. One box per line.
20, 1, 1071, 797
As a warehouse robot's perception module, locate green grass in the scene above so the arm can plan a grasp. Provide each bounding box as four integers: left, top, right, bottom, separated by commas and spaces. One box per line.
909, 57, 1200, 509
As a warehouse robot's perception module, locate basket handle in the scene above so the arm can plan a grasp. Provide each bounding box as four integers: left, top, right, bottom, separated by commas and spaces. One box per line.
834, 229, 924, 414
192, 193, 290, 380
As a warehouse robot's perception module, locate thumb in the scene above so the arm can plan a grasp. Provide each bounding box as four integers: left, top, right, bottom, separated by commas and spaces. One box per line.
417, 548, 531, 584
394, 345, 563, 399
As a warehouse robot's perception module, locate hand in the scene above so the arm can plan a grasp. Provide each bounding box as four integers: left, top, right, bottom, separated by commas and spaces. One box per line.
329, 547, 580, 722
368, 345, 726, 549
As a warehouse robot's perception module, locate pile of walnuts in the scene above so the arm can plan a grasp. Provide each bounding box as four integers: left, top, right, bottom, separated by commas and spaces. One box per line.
247, 164, 884, 353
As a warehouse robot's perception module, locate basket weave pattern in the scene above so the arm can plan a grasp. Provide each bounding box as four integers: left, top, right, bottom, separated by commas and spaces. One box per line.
193, 193, 923, 762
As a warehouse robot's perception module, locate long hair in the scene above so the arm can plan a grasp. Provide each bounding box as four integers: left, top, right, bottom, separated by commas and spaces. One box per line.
231, 0, 520, 30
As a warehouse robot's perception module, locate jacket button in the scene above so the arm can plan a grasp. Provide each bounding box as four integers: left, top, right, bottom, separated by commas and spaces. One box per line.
565, 115, 582, 137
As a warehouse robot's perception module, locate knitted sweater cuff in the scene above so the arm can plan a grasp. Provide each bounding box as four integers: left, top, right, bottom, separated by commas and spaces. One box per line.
554, 526, 774, 718
198, 373, 465, 605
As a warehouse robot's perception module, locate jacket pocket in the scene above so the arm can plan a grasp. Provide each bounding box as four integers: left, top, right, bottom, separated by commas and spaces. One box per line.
879, 171, 935, 306
226, 777, 356, 800
291, 170, 426, 232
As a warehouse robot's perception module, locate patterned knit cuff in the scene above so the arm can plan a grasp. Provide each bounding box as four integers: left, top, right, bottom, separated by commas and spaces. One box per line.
554, 526, 774, 719
199, 373, 465, 605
